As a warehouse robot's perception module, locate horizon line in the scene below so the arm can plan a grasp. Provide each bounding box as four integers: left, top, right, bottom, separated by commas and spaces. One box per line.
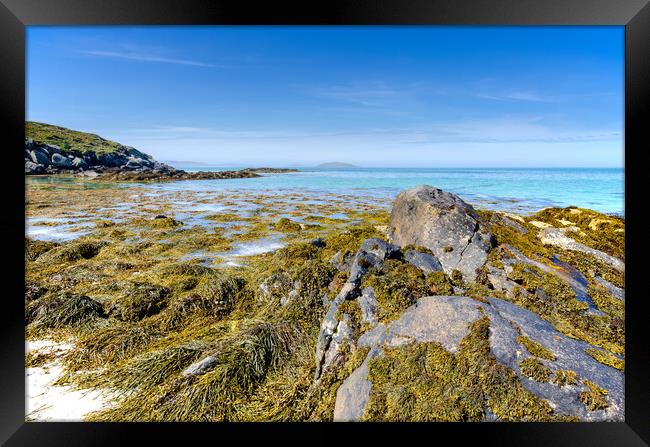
165, 163, 624, 169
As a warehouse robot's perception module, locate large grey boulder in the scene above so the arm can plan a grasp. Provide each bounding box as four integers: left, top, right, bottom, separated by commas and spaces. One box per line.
51, 153, 73, 168
388, 185, 493, 282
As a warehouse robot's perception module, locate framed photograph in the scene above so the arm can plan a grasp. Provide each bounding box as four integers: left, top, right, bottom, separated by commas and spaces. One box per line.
1, 0, 648, 444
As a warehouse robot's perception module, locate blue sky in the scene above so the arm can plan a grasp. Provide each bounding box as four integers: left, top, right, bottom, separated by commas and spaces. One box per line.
27, 26, 624, 167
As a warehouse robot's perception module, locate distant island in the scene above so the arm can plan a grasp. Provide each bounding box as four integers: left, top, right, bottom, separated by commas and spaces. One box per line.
315, 162, 359, 168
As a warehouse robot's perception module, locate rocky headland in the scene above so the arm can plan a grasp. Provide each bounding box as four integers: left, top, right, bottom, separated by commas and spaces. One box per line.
24, 122, 297, 181
25, 179, 625, 421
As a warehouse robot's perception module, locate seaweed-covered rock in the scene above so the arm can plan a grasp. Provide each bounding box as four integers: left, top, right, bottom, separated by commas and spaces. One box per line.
359, 238, 400, 260
538, 227, 624, 272
160, 274, 246, 328
490, 212, 528, 235
357, 287, 379, 326
348, 250, 380, 284
330, 250, 354, 272
388, 185, 493, 282
259, 272, 293, 303
37, 240, 107, 263
25, 238, 59, 262
315, 238, 400, 379
274, 218, 302, 232
26, 291, 105, 329
25, 280, 48, 302
334, 346, 382, 421
594, 276, 624, 301
310, 238, 326, 248
333, 295, 624, 422
108, 282, 170, 322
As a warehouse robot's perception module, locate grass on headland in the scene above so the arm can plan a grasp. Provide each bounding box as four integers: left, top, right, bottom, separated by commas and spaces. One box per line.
27, 121, 127, 155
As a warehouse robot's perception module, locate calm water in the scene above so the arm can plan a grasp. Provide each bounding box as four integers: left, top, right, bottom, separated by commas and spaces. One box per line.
160, 167, 624, 216
29, 167, 624, 216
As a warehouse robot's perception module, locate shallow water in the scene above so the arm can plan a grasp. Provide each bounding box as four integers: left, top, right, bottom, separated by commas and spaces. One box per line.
226, 234, 285, 257
136, 167, 625, 216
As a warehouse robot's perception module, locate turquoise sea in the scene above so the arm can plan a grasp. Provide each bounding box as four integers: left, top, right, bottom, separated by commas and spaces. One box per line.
156, 167, 624, 216
30, 167, 624, 216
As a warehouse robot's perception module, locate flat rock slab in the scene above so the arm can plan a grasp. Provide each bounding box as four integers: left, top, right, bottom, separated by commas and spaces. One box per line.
538, 227, 624, 272
333, 347, 382, 422
385, 296, 484, 352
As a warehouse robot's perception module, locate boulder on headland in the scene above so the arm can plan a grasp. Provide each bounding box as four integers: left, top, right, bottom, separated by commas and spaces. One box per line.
51, 153, 73, 168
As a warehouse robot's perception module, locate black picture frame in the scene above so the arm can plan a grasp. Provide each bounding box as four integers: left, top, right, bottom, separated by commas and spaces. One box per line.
1, 0, 648, 445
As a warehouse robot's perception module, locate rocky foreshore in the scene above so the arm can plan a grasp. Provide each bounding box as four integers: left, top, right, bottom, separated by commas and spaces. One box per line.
25, 180, 625, 422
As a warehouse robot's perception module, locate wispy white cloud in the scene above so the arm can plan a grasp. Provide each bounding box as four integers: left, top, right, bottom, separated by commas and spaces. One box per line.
79, 48, 219, 67
478, 91, 551, 102
307, 81, 404, 107
101, 115, 620, 148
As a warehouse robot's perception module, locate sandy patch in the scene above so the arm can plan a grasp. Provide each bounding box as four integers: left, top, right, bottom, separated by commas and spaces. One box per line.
26, 339, 114, 421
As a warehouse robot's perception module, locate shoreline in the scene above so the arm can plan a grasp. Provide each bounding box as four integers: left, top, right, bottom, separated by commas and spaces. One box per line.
25, 180, 625, 421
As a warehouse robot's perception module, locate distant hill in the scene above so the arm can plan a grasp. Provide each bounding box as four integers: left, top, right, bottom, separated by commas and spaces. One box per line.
315, 162, 359, 168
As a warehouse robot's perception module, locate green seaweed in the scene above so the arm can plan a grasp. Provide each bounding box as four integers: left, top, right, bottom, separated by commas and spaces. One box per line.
519, 358, 552, 383
578, 380, 609, 411
517, 335, 557, 361
585, 348, 624, 371
551, 370, 578, 387
363, 315, 571, 421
